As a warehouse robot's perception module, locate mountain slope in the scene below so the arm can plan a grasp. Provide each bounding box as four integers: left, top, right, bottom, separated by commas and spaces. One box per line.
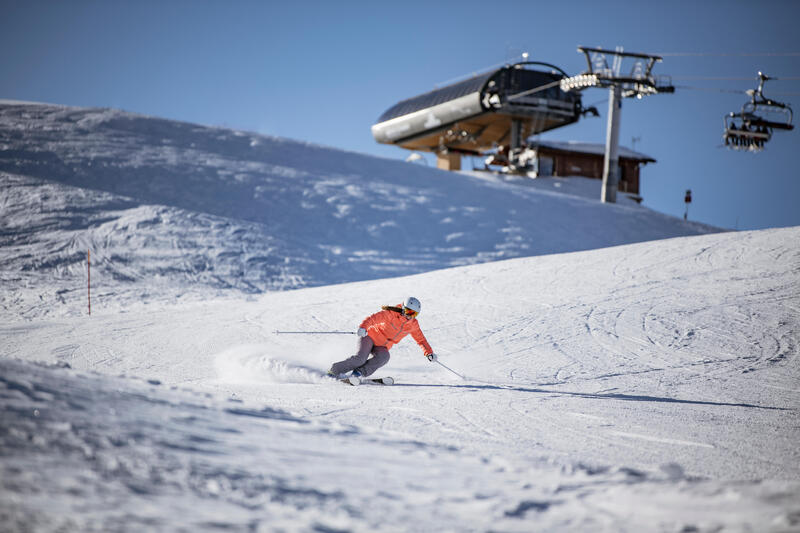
0, 101, 718, 319
1, 101, 798, 531
2, 226, 799, 532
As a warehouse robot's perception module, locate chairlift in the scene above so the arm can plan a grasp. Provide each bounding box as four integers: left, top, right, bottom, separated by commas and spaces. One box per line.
723, 72, 793, 151
723, 113, 770, 152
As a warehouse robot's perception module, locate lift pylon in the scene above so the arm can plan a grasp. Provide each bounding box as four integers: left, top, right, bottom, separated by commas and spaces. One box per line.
560, 47, 674, 203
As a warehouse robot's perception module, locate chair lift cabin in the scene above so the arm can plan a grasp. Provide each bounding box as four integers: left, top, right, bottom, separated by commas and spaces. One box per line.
723, 72, 794, 152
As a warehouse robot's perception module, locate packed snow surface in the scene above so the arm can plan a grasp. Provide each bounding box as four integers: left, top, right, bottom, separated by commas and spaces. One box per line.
1, 102, 799, 532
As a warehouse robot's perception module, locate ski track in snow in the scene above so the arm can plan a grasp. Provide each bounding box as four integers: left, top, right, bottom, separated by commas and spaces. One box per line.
3, 227, 799, 531
1, 102, 799, 531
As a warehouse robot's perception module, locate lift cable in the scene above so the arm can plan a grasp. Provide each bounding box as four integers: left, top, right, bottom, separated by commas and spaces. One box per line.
674, 85, 749, 94
677, 86, 800, 96
673, 76, 800, 81
506, 79, 562, 101
657, 52, 800, 57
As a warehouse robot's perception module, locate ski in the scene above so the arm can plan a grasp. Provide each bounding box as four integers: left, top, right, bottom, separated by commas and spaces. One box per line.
338, 376, 394, 386
365, 377, 394, 385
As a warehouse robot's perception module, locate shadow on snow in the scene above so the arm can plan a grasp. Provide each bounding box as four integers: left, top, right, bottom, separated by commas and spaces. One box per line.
393, 382, 788, 411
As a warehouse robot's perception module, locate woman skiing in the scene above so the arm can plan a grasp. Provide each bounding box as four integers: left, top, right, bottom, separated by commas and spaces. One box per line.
328, 296, 437, 382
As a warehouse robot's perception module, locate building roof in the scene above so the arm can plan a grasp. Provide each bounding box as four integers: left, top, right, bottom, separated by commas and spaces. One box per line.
372, 62, 583, 155
533, 140, 655, 163
376, 71, 496, 123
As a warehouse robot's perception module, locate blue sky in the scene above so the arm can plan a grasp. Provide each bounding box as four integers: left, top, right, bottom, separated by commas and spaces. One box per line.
2, 0, 798, 230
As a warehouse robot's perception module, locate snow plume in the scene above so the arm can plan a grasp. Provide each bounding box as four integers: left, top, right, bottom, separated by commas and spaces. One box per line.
213, 345, 329, 385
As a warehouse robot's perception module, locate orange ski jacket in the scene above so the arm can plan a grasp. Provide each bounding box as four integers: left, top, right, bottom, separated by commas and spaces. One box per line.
359, 305, 433, 356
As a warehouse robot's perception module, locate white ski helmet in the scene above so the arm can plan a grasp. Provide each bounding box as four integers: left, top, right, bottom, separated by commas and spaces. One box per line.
403, 296, 421, 316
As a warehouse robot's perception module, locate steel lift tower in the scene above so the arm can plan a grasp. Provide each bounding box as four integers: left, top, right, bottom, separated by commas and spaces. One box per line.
560, 47, 674, 203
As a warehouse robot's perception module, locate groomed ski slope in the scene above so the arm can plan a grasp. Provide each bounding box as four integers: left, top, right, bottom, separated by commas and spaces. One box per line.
3, 226, 799, 532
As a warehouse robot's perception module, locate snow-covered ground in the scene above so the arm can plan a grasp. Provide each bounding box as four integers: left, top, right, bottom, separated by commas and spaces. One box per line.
2, 102, 799, 532
0, 101, 715, 320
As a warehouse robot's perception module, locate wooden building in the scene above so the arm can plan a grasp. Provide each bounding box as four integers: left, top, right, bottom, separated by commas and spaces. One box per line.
531, 140, 655, 202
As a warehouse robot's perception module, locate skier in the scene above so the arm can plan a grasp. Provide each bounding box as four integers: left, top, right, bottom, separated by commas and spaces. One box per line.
328, 296, 437, 381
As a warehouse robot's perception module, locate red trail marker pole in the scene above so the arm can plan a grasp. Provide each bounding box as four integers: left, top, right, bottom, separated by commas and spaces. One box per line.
684, 189, 692, 221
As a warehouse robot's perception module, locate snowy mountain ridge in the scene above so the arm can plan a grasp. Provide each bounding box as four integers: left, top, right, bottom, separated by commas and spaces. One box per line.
0, 101, 717, 320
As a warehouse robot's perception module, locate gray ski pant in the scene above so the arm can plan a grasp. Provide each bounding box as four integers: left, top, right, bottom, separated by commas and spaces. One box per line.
329, 336, 390, 377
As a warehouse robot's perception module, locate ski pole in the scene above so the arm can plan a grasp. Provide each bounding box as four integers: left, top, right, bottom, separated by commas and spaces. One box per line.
435, 359, 467, 381
274, 330, 355, 335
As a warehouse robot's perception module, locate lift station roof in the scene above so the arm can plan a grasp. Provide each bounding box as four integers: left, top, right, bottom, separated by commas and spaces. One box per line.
371, 62, 585, 155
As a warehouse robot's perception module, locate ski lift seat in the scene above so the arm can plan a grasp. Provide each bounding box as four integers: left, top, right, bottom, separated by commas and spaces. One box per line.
726, 127, 770, 140
748, 118, 794, 131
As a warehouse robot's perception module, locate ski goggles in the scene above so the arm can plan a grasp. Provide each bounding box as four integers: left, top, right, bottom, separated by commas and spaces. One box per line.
403, 307, 419, 318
